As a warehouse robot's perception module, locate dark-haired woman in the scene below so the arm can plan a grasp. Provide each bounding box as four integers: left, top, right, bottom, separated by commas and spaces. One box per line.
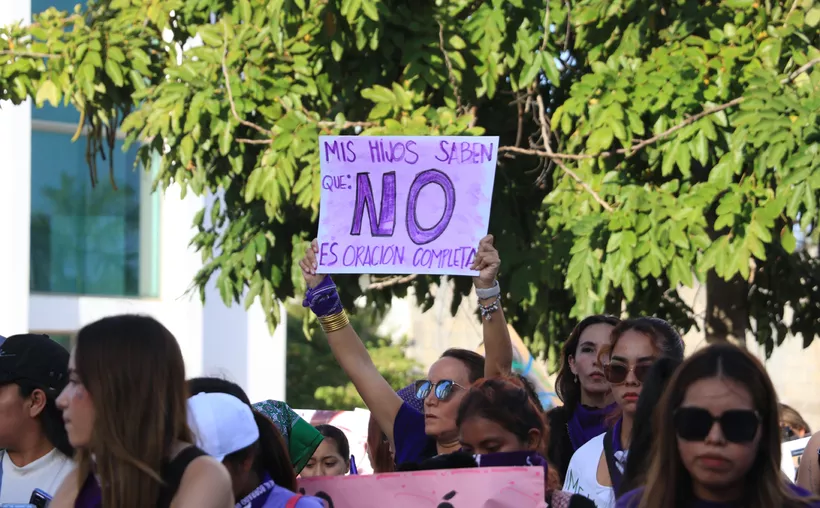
299, 236, 513, 465
52, 315, 233, 508
548, 316, 620, 483
563, 318, 685, 508
457, 377, 594, 508
188, 377, 302, 492
301, 425, 350, 477
618, 343, 820, 508
188, 392, 324, 508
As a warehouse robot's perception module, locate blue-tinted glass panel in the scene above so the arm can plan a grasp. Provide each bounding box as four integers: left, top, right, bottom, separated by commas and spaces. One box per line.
31, 0, 84, 123
30, 131, 158, 297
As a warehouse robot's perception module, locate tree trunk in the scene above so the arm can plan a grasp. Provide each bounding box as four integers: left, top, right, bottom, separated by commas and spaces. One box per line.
705, 271, 749, 346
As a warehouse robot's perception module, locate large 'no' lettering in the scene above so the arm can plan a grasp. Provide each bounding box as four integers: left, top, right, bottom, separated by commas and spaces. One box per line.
349, 169, 456, 245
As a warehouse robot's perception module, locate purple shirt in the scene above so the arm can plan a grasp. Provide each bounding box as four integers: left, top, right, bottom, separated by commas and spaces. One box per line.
393, 402, 437, 465
616, 484, 820, 508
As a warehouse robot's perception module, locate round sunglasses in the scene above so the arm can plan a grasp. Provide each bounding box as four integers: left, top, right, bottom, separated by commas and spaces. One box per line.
414, 379, 466, 401
604, 362, 653, 385
673, 407, 760, 443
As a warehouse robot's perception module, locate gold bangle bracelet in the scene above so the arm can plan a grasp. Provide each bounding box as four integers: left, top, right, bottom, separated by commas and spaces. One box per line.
319, 311, 350, 333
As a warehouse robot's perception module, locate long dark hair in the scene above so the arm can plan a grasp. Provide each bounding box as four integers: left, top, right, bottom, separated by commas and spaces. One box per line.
617, 356, 682, 498
73, 315, 192, 508
635, 344, 808, 508
187, 377, 297, 491
555, 315, 620, 411
440, 348, 485, 383
18, 380, 73, 457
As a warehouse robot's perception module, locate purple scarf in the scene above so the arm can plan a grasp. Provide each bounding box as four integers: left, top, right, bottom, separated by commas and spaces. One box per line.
473, 450, 549, 477
235, 473, 276, 508
567, 402, 617, 450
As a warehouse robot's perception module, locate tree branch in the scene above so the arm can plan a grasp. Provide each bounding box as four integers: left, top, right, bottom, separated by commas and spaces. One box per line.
221, 31, 273, 137
438, 21, 462, 112
784, 57, 820, 83
500, 97, 744, 161
236, 138, 272, 145
502, 58, 819, 163
367, 274, 417, 290
0, 49, 61, 59
535, 93, 613, 211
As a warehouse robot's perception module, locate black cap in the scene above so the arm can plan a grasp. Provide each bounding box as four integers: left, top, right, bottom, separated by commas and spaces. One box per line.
0, 334, 69, 394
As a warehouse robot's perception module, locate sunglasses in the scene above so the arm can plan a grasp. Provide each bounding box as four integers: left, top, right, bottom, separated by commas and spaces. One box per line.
414, 379, 465, 401
604, 362, 653, 385
674, 407, 760, 443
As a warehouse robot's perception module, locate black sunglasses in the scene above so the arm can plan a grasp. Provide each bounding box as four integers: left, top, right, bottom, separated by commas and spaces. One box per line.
604, 362, 653, 385
414, 379, 465, 401
674, 407, 760, 443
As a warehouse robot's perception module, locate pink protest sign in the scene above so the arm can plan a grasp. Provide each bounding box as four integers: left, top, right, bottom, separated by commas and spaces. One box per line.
299, 466, 546, 508
316, 136, 498, 276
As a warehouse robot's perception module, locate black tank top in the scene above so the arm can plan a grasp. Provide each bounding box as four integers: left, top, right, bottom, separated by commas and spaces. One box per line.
74, 446, 208, 508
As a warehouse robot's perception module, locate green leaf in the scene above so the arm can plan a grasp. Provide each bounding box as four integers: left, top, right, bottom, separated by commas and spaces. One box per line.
219, 122, 232, 155
361, 85, 395, 104
627, 110, 644, 136
540, 52, 561, 85
180, 135, 194, 166
239, 0, 251, 23
449, 35, 466, 50
105, 59, 124, 87
587, 126, 614, 152
691, 131, 709, 165
806, 7, 820, 27
361, 0, 379, 21
35, 80, 59, 107
781, 227, 797, 253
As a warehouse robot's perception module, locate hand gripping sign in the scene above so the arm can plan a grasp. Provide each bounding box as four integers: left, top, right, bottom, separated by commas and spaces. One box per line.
316, 136, 499, 276
298, 466, 546, 508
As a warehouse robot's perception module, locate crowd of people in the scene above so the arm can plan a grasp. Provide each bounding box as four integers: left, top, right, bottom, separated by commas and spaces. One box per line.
0, 235, 819, 507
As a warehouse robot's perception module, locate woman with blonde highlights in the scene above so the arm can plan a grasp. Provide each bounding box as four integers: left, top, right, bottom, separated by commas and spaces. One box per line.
618, 344, 820, 508
52, 315, 233, 508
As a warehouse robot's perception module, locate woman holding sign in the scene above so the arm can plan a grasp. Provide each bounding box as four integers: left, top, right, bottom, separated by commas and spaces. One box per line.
299, 235, 513, 466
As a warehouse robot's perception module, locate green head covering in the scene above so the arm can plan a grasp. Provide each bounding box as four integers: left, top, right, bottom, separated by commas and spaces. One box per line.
253, 399, 323, 474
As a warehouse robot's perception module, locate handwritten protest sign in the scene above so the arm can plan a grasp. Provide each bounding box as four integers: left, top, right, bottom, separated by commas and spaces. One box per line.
316, 136, 498, 276
299, 466, 546, 508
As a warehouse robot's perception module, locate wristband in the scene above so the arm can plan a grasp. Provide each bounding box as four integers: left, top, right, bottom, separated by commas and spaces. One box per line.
479, 294, 501, 321
319, 310, 350, 333
475, 280, 501, 300
303, 276, 343, 317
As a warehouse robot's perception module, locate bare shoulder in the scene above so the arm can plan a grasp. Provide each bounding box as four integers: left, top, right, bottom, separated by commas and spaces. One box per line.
172, 455, 234, 508
51, 468, 82, 508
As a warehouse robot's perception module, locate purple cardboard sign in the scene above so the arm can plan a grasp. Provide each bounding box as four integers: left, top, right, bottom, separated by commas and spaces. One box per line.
316, 136, 498, 276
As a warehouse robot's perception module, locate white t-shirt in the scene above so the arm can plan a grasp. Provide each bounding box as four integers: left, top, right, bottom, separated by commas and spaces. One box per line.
562, 433, 615, 508
0, 448, 74, 504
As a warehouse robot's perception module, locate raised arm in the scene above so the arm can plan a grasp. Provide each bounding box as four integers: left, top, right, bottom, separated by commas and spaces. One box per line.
471, 235, 513, 379
299, 240, 403, 445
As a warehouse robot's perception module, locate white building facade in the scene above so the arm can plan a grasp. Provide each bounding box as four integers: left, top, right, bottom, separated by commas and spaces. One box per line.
0, 0, 286, 404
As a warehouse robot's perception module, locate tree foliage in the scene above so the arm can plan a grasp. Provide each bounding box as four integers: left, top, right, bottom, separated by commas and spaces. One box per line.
286, 304, 419, 410
2, 0, 819, 359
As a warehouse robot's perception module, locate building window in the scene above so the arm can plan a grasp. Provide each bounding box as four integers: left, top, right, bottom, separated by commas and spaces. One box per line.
29, 114, 160, 297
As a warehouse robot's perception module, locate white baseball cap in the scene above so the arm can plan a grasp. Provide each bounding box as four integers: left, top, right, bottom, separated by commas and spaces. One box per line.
188, 392, 260, 462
